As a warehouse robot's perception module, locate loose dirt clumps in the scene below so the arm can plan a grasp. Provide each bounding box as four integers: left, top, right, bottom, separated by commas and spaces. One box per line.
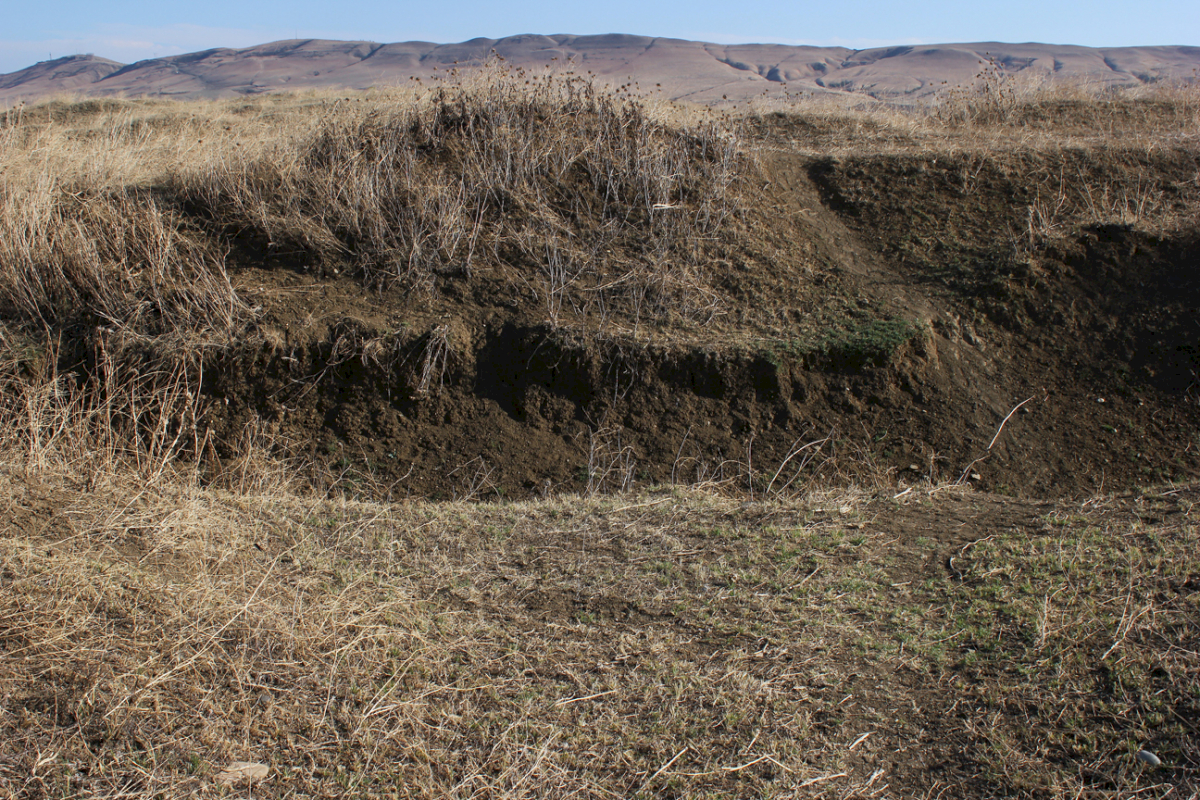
194, 109, 1200, 499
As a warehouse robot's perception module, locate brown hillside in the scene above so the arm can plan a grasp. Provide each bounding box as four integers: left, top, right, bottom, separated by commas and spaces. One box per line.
1, 36, 1198, 107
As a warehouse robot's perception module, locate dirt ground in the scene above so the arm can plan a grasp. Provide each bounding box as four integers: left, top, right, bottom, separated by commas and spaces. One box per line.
199, 115, 1200, 501
3, 467, 1197, 798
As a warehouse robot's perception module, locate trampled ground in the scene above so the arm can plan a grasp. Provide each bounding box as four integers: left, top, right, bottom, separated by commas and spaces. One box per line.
2, 472, 1197, 798
1, 80, 1198, 797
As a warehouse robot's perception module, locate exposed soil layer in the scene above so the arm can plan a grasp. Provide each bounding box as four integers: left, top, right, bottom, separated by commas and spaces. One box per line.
196, 124, 1200, 500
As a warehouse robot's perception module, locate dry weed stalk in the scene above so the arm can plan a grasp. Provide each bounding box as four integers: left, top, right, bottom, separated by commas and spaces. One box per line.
449, 455, 498, 500
0, 171, 252, 490
0, 330, 213, 490
584, 425, 637, 495
415, 323, 453, 396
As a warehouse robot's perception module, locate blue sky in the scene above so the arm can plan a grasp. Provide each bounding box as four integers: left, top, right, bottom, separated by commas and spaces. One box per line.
2, 0, 1198, 74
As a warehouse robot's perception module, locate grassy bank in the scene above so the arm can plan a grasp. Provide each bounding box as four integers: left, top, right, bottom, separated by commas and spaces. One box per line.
1, 76, 1199, 798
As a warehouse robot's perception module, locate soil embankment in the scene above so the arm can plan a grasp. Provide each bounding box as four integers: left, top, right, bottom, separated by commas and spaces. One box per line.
2, 91, 1197, 499
201, 116, 1200, 499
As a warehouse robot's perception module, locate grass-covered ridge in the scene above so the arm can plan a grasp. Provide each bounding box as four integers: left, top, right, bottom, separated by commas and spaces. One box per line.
180, 66, 743, 325
0, 68, 746, 494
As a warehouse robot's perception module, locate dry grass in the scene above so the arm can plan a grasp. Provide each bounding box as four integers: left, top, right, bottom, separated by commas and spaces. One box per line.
1, 74, 1199, 799
1, 67, 1194, 350
2, 467, 1197, 798
176, 63, 741, 331
745, 76, 1200, 157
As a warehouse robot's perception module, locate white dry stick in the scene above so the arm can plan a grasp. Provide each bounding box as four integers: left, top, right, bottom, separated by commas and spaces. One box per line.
679, 755, 793, 776
636, 747, 690, 795
765, 433, 831, 497
988, 395, 1038, 450
848, 731, 874, 751
1100, 601, 1151, 661
956, 394, 1040, 484
554, 689, 618, 706
723, 755, 791, 774
799, 771, 849, 787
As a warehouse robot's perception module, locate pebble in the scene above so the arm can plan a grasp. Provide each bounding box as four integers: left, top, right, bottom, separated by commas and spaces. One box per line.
215, 762, 271, 786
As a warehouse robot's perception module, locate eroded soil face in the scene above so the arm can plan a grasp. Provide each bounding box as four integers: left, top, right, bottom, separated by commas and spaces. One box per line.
201, 122, 1200, 501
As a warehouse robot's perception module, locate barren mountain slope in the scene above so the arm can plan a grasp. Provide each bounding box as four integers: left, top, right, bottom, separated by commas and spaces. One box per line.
2, 35, 1198, 106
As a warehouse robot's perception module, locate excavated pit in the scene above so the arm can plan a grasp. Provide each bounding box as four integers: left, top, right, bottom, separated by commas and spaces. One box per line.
23, 107, 1196, 501
200, 215, 1200, 499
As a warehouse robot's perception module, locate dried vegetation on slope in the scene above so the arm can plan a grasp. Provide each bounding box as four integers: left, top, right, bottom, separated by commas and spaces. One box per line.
0, 75, 1199, 798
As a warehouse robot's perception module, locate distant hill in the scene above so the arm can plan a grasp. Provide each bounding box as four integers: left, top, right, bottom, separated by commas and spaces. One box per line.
2, 35, 1198, 106
0, 53, 125, 99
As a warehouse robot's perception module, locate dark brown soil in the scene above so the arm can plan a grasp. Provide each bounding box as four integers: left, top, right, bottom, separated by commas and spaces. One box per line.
198, 121, 1200, 501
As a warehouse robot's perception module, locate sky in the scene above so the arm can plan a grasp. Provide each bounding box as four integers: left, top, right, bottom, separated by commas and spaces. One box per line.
2, 0, 1198, 74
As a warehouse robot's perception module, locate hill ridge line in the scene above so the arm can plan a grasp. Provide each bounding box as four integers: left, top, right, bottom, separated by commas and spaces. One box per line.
2, 34, 1198, 106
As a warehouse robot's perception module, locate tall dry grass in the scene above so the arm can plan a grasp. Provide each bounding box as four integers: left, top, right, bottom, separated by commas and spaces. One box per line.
0, 99, 271, 489
178, 64, 742, 328
744, 72, 1200, 157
